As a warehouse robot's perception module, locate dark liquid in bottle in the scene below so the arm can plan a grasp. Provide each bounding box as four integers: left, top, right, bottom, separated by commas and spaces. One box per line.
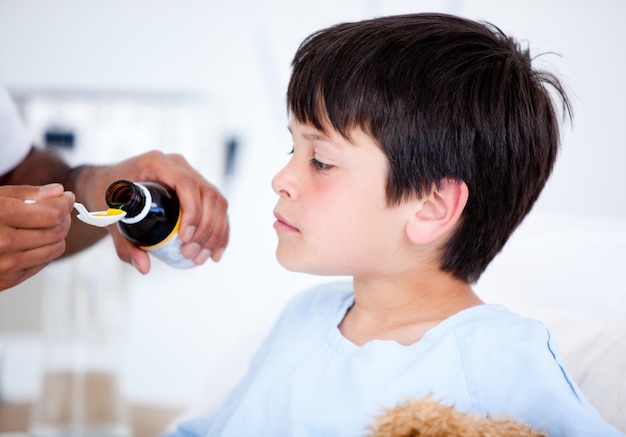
105, 180, 181, 248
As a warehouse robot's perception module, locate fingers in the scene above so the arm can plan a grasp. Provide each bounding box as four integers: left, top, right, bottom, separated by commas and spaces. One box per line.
180, 180, 230, 264
0, 241, 65, 274
97, 151, 230, 267
0, 191, 75, 230
0, 233, 67, 292
0, 183, 66, 203
0, 262, 49, 292
0, 220, 71, 253
0, 186, 73, 291
158, 153, 230, 264
109, 230, 151, 275
0, 190, 73, 246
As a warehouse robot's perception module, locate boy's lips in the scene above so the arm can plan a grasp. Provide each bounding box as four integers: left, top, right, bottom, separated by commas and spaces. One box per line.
273, 211, 299, 232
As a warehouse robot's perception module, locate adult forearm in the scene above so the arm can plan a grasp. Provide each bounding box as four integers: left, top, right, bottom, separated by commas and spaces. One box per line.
0, 147, 70, 186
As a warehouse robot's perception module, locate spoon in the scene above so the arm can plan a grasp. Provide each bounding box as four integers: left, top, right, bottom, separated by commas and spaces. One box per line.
74, 202, 126, 227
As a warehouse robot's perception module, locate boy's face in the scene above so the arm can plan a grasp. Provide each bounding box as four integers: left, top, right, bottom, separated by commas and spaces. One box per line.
272, 118, 416, 278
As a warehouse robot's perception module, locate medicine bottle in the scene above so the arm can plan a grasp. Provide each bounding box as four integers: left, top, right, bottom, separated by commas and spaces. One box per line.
105, 180, 195, 269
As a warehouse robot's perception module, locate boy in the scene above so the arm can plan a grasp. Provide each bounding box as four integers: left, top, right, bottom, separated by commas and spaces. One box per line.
170, 13, 623, 436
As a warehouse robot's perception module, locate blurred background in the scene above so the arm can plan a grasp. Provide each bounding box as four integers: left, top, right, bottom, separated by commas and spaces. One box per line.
0, 0, 625, 424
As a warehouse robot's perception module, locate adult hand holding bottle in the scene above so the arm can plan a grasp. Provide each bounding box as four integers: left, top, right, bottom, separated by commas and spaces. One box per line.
71, 150, 229, 275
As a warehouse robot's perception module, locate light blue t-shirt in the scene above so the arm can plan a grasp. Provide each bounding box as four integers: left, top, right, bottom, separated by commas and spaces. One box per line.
169, 282, 623, 437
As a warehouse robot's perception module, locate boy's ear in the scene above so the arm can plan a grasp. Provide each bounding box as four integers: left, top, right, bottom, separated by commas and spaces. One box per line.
405, 179, 468, 245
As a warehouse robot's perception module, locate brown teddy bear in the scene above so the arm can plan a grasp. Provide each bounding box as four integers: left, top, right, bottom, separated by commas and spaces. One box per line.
366, 395, 546, 437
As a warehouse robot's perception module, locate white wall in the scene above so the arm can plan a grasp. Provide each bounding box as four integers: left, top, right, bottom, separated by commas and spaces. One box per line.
1, 0, 625, 413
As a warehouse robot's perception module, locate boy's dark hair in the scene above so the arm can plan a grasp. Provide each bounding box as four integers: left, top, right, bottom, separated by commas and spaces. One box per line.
287, 13, 572, 283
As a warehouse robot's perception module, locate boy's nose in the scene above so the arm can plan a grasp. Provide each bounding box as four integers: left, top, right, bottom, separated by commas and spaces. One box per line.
271, 162, 298, 200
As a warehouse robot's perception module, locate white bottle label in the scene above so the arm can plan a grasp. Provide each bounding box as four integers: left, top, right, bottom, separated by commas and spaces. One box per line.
138, 208, 195, 269
146, 231, 195, 269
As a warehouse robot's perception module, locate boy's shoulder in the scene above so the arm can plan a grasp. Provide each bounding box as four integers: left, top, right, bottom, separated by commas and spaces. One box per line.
450, 304, 545, 337
445, 305, 582, 398
446, 304, 555, 359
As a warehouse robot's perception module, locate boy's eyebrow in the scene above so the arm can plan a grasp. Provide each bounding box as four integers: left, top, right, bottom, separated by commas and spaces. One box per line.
303, 132, 330, 142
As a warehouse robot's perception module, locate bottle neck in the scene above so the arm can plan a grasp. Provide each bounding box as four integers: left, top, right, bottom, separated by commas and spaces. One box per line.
106, 180, 153, 224
120, 183, 152, 224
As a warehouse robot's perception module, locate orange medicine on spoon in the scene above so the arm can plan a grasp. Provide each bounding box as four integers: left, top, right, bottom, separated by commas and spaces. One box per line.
93, 208, 124, 217
105, 180, 194, 269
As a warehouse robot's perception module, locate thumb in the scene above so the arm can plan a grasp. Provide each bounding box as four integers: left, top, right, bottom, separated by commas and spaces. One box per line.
31, 183, 67, 201
2, 183, 66, 202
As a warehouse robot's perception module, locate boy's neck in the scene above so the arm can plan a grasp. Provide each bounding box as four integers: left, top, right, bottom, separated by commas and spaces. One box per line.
338, 273, 482, 347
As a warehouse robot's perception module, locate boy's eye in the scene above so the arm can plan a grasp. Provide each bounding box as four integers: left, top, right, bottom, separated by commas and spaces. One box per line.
288, 146, 294, 155
310, 158, 333, 171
